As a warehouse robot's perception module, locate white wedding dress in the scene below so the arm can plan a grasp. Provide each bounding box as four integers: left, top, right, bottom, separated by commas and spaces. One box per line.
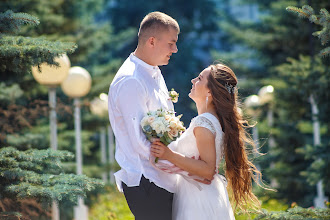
168, 113, 235, 220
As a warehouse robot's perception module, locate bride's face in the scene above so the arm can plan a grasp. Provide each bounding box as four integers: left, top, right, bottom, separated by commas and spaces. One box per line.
189, 67, 211, 102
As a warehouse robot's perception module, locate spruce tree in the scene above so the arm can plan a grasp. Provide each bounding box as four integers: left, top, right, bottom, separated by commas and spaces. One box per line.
0, 10, 103, 219
286, 5, 330, 57
0, 0, 117, 186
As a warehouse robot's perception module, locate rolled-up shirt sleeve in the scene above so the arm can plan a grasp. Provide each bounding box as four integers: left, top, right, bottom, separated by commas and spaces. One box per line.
114, 77, 151, 159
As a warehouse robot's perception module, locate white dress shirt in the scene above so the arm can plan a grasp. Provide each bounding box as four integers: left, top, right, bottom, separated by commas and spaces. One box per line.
108, 53, 177, 193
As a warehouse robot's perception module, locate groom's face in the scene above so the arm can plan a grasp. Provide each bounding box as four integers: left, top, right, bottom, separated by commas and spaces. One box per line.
153, 27, 178, 66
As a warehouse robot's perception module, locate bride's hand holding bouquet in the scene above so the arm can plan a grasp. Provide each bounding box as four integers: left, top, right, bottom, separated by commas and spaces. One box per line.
140, 108, 185, 163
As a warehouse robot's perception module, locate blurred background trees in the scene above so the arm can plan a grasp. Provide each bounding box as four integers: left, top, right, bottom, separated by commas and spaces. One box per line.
0, 0, 329, 219
214, 0, 329, 207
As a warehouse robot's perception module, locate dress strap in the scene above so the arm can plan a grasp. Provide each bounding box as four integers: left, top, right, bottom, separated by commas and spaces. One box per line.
193, 115, 216, 134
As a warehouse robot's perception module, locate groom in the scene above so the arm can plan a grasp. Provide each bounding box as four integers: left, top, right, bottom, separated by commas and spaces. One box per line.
108, 12, 179, 220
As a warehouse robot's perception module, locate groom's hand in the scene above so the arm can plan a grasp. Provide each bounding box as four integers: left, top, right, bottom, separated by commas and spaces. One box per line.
188, 173, 213, 185
194, 177, 213, 185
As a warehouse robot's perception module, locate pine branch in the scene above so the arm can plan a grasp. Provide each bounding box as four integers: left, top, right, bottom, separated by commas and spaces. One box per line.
0, 10, 40, 34
286, 5, 330, 57
0, 147, 104, 204
320, 46, 330, 57
0, 35, 77, 74
286, 6, 312, 20
252, 206, 330, 219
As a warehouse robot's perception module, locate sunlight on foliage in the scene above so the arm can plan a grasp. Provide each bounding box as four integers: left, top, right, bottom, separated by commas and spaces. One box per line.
89, 185, 134, 220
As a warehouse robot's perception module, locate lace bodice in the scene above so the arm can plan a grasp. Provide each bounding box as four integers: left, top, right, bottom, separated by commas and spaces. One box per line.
193, 115, 216, 134
170, 113, 224, 167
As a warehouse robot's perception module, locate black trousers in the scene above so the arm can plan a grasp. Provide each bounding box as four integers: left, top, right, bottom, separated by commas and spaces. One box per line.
122, 175, 173, 220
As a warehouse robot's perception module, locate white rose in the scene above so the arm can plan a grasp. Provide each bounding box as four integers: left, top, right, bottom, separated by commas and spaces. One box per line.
170, 120, 177, 128
140, 116, 149, 127
147, 116, 155, 124
169, 90, 179, 103
164, 115, 171, 121
151, 118, 167, 134
170, 91, 177, 96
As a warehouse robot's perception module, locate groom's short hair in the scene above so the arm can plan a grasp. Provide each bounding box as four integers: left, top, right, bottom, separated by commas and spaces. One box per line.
138, 11, 180, 44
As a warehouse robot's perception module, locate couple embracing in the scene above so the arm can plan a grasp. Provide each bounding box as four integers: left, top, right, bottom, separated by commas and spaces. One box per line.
108, 11, 261, 220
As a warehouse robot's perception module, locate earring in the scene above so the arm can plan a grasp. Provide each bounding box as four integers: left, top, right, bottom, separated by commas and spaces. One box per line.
206, 96, 208, 110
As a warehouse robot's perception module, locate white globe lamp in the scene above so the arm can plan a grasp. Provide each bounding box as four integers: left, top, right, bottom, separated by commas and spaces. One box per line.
90, 93, 108, 117
258, 85, 274, 105
61, 66, 91, 98
32, 54, 70, 86
31, 54, 70, 220
61, 66, 91, 220
244, 95, 260, 115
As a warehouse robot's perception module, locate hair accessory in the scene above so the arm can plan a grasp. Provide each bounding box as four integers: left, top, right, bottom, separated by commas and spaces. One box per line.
225, 83, 235, 94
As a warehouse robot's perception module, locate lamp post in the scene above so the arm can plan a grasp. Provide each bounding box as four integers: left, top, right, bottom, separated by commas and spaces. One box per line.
61, 66, 91, 220
91, 93, 116, 184
309, 94, 327, 208
108, 123, 115, 184
258, 86, 274, 142
258, 85, 278, 188
90, 93, 108, 183
244, 95, 261, 172
32, 54, 71, 220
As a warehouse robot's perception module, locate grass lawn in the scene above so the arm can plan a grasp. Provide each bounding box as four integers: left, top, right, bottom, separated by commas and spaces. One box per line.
89, 185, 134, 220
90, 185, 288, 220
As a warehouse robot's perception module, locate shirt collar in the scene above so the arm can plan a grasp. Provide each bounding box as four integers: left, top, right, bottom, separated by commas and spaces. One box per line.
130, 53, 160, 78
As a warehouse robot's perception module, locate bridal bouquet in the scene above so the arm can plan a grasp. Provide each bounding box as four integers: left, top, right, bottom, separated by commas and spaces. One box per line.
140, 108, 185, 163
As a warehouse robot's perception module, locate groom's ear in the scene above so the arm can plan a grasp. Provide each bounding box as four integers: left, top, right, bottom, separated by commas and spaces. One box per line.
147, 36, 156, 47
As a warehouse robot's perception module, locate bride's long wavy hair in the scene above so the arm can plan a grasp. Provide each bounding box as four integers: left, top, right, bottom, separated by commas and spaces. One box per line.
207, 63, 262, 210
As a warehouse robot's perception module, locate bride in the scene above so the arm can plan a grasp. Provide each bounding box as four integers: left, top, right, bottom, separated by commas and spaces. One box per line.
150, 63, 261, 220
